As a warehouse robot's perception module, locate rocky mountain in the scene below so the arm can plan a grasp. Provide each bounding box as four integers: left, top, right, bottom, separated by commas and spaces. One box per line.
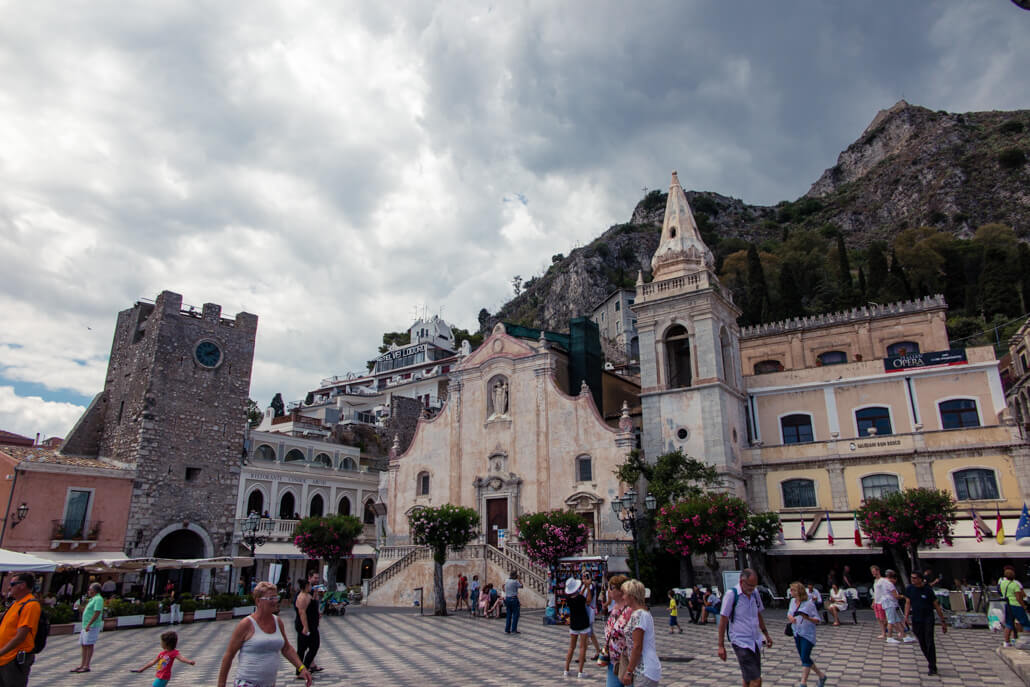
486, 101, 1029, 333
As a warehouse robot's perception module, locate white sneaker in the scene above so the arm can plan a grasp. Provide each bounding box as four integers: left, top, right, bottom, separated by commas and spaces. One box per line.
577, 673, 586, 679
886, 638, 901, 644
563, 670, 570, 677
903, 636, 916, 643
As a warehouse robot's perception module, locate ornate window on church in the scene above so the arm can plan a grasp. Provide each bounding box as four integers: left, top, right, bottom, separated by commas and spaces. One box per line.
487, 375, 510, 418
255, 444, 276, 461
576, 455, 593, 483
310, 494, 324, 517
720, 327, 734, 384
284, 449, 305, 462
664, 325, 692, 389
781, 478, 817, 508
780, 414, 814, 444
313, 453, 331, 467
338, 495, 351, 516
363, 500, 376, 525
417, 471, 430, 496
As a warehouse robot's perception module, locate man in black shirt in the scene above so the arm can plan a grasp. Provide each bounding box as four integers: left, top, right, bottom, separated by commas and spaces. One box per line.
904, 571, 948, 675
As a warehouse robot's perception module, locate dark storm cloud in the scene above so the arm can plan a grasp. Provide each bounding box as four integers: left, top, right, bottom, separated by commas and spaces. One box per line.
2, 0, 1028, 437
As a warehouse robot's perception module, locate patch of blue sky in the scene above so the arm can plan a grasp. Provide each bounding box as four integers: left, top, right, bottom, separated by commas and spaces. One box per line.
0, 375, 92, 407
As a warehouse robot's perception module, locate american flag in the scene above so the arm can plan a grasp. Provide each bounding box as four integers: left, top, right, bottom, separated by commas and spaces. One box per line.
972, 509, 983, 543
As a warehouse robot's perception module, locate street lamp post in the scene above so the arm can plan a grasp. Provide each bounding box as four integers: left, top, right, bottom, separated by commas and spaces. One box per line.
611, 489, 656, 580
240, 513, 270, 588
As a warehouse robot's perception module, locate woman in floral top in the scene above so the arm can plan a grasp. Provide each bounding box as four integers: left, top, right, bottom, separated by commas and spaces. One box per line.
603, 574, 631, 687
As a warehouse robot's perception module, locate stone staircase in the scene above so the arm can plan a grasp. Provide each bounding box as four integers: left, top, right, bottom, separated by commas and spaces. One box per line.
365, 543, 552, 602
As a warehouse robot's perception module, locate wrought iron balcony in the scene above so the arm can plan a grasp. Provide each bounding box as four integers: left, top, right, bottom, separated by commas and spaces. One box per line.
51, 520, 101, 541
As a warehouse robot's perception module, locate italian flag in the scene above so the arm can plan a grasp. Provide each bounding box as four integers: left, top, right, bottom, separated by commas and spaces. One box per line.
853, 512, 862, 546
826, 512, 834, 545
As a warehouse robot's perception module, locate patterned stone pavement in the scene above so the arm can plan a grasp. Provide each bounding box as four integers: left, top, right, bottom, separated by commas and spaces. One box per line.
28, 607, 1025, 686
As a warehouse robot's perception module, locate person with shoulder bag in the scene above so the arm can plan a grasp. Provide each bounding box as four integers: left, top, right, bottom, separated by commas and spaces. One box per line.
0, 573, 42, 687
619, 579, 661, 687
787, 581, 828, 687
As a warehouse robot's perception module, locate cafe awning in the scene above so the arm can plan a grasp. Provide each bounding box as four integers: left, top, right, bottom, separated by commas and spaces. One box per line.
0, 548, 57, 572
767, 516, 871, 556
253, 542, 308, 560
920, 518, 1030, 559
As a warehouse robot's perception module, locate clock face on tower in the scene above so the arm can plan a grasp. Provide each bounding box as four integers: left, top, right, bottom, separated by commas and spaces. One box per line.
194, 340, 223, 368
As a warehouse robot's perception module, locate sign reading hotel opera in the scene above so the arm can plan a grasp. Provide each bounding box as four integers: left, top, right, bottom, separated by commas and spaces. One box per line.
884, 349, 967, 373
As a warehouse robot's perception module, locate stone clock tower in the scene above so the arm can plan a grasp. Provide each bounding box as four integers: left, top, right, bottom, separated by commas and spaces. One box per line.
62, 290, 258, 577
632, 172, 748, 494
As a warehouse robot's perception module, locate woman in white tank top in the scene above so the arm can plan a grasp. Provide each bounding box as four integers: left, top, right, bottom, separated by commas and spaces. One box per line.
217, 581, 312, 687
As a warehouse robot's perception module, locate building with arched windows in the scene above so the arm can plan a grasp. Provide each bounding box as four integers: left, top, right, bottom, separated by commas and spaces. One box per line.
233, 430, 380, 588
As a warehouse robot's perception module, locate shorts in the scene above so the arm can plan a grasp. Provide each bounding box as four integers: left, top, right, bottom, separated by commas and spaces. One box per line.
885, 606, 903, 625
79, 625, 101, 646
732, 644, 761, 682
794, 635, 814, 667
570, 626, 592, 635
669, 615, 679, 626
1006, 603, 1030, 630
873, 603, 886, 621
153, 679, 169, 687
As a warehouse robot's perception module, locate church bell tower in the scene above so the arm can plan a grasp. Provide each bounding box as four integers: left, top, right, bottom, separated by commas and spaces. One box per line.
632, 172, 747, 493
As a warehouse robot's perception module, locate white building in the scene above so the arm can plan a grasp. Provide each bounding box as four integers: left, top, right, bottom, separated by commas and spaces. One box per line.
232, 430, 381, 588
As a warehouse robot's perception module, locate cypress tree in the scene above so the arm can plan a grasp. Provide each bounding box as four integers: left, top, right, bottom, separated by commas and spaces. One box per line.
866, 242, 889, 301
779, 259, 804, 318
857, 267, 867, 302
744, 244, 770, 325
836, 233, 854, 307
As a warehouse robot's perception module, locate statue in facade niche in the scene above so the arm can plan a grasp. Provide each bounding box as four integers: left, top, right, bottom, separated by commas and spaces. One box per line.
490, 379, 509, 417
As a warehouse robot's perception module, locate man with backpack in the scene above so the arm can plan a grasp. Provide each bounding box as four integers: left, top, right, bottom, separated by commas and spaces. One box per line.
0, 572, 44, 686
717, 569, 772, 687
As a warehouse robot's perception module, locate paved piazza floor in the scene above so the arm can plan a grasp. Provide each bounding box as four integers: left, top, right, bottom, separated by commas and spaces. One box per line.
29, 607, 1024, 686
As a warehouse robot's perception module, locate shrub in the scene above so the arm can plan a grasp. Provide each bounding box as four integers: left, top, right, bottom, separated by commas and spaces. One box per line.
44, 603, 75, 624
213, 594, 236, 611
998, 148, 1027, 170
857, 488, 956, 569
999, 119, 1025, 135
142, 600, 160, 616
180, 599, 198, 613
515, 510, 589, 569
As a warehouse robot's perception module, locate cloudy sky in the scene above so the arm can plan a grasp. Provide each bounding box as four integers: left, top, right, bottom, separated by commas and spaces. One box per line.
2, 1, 1028, 439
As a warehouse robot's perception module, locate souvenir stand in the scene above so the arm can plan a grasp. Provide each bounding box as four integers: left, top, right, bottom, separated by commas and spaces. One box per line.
553, 556, 607, 625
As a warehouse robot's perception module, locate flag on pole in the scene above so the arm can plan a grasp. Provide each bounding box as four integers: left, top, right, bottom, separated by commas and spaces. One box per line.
996, 506, 1005, 545
853, 511, 862, 547
800, 514, 808, 542
826, 512, 835, 545
973, 513, 983, 542
1016, 503, 1030, 541
972, 508, 992, 540
776, 525, 786, 546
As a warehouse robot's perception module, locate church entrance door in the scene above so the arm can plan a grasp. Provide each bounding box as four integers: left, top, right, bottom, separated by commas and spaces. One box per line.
486, 497, 507, 548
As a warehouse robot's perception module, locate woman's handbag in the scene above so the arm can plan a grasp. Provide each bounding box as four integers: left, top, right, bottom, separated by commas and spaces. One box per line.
784, 621, 793, 636
618, 652, 633, 684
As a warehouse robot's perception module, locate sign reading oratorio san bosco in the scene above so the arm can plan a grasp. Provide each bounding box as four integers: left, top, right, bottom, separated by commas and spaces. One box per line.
883, 348, 967, 373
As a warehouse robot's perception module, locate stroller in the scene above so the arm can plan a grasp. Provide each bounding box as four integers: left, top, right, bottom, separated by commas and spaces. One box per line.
322, 589, 350, 616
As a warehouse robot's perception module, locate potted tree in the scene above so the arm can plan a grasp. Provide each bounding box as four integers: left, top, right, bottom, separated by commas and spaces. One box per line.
143, 600, 160, 626
192, 597, 217, 621
179, 595, 197, 623
233, 594, 256, 617
43, 603, 76, 636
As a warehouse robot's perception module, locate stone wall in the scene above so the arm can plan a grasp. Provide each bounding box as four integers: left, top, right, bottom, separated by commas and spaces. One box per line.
386, 395, 422, 455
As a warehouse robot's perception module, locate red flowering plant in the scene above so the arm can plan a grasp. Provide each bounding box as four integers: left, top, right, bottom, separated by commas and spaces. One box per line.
408, 504, 480, 615
857, 488, 956, 571
292, 514, 364, 587
516, 510, 590, 569
654, 492, 751, 586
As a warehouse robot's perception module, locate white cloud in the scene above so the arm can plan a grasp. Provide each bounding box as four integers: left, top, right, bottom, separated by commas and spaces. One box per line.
0, 386, 85, 440
1, 0, 1028, 433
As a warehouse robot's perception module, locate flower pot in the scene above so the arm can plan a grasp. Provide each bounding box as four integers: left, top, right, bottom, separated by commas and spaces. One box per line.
49, 623, 75, 636
181, 612, 194, 624
144, 615, 158, 627
103, 618, 117, 631
117, 615, 146, 628
216, 610, 233, 621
